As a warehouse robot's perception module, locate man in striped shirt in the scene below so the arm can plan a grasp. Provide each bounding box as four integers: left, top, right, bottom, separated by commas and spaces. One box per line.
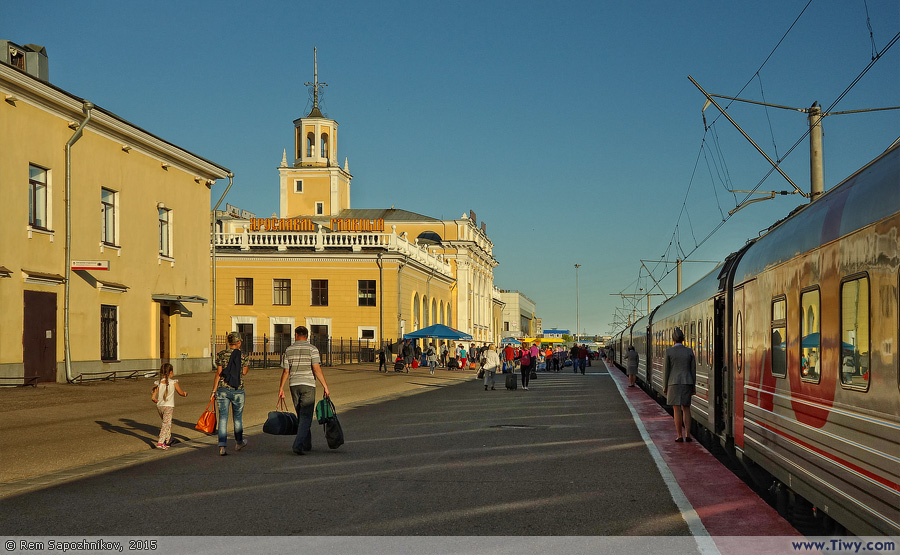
278, 326, 332, 455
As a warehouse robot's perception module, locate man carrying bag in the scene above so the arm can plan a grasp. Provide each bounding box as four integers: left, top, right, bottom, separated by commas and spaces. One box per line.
278, 326, 331, 455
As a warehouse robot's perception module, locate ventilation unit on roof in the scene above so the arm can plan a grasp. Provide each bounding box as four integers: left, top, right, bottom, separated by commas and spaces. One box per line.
1, 40, 49, 81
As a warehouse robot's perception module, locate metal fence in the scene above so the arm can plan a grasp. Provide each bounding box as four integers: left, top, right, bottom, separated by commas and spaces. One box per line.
212, 335, 411, 368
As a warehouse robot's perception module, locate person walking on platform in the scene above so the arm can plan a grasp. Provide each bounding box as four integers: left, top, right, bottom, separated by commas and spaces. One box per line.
519, 347, 532, 390
482, 344, 501, 390
569, 344, 579, 373
625, 345, 639, 387
426, 342, 438, 374
578, 344, 588, 375
402, 340, 413, 371
663, 328, 696, 443
503, 343, 515, 372
278, 326, 332, 455
440, 342, 449, 367
151, 362, 187, 449
212, 332, 250, 456
378, 344, 388, 373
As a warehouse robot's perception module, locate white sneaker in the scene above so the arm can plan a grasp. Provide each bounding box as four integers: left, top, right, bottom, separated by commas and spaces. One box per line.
524, 387, 529, 390
236, 439, 248, 451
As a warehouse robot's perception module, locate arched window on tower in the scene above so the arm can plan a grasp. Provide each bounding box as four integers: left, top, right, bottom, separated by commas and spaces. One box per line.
321, 133, 329, 160
306, 132, 315, 158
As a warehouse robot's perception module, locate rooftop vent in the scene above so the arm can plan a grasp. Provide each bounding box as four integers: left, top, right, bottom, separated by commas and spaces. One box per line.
1, 40, 49, 81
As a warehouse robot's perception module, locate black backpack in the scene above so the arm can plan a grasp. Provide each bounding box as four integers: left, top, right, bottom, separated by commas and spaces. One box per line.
223, 349, 242, 388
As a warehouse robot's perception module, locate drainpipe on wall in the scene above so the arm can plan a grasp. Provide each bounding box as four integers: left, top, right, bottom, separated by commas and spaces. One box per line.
376, 253, 384, 348
210, 173, 235, 360
397, 257, 407, 339
64, 101, 93, 383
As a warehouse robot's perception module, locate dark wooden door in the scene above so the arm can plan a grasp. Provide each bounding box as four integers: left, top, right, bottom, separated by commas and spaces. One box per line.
23, 291, 57, 382
159, 305, 171, 364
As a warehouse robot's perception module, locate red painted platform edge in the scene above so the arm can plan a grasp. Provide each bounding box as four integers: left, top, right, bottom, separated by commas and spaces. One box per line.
605, 360, 801, 538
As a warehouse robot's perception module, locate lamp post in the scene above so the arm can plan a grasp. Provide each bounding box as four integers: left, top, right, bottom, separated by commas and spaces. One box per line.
574, 264, 581, 342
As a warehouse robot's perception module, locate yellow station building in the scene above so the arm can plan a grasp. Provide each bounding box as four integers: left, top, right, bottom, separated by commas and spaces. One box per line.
214, 58, 502, 351
0, 41, 230, 383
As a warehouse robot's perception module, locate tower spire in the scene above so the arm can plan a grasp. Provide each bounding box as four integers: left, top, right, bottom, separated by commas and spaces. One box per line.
304, 47, 327, 118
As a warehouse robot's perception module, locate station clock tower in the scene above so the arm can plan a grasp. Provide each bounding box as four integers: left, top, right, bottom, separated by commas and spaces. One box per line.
279, 48, 352, 219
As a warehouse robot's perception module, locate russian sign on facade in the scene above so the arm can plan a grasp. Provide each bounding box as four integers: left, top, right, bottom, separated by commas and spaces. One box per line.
249, 217, 385, 233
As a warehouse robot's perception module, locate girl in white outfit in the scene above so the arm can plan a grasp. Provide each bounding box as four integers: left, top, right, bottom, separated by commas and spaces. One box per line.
151, 363, 187, 449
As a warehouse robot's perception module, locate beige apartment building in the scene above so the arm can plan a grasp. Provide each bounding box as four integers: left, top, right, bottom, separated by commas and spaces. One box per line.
0, 41, 230, 383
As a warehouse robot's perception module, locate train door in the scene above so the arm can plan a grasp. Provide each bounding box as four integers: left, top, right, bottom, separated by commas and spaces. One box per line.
732, 286, 745, 448
714, 295, 727, 436
644, 325, 652, 385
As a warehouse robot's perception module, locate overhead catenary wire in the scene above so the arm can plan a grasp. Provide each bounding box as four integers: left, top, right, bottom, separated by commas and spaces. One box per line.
614, 7, 898, 333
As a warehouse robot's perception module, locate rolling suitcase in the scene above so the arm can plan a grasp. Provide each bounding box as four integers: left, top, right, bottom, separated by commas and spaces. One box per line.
505, 373, 517, 390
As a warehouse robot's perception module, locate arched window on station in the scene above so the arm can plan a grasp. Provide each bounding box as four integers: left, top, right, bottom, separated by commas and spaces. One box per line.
432, 299, 437, 328
321, 133, 329, 159
413, 293, 420, 330
306, 132, 315, 158
423, 295, 429, 327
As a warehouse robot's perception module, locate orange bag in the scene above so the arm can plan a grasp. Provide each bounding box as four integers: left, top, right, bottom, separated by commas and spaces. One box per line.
195, 398, 217, 434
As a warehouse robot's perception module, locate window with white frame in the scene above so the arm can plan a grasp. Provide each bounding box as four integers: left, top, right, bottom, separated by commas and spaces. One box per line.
28, 165, 49, 229
101, 188, 118, 246
236, 278, 254, 305
294, 180, 303, 193
273, 278, 291, 306
315, 202, 324, 215
158, 207, 172, 257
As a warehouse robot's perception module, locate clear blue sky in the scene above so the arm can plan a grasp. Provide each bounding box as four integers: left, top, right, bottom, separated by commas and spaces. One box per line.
6, 1, 898, 336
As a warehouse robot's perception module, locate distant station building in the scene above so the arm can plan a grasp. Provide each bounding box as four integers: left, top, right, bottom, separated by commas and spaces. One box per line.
498, 290, 537, 339
542, 328, 570, 340
0, 41, 230, 383
213, 54, 500, 349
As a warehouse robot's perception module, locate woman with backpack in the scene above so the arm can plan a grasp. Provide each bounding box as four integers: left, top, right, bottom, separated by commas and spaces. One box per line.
519, 347, 532, 390
212, 331, 250, 456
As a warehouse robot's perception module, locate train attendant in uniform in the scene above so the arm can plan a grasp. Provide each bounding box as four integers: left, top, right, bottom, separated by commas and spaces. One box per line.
625, 345, 639, 387
663, 327, 696, 443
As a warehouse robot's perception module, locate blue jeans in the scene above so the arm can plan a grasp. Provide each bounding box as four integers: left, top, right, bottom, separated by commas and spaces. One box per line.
215, 388, 245, 447
290, 385, 316, 453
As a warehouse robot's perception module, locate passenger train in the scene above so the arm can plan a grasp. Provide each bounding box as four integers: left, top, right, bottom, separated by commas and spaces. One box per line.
610, 141, 899, 536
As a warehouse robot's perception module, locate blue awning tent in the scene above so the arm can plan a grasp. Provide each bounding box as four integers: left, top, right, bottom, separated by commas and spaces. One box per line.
403, 324, 473, 340
501, 337, 521, 345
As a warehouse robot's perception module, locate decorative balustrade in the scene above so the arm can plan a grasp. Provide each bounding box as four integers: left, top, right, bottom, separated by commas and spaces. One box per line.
214, 230, 451, 276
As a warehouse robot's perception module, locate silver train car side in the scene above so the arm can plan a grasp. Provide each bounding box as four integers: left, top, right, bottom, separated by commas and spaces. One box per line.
615, 141, 899, 535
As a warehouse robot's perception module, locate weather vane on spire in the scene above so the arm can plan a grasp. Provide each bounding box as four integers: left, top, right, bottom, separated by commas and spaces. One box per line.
304, 47, 327, 117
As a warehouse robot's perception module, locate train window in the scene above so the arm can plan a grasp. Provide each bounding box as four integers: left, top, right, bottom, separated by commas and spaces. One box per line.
736, 312, 743, 374
771, 297, 787, 378
707, 318, 713, 366
840, 276, 870, 391
800, 288, 821, 383
691, 322, 696, 352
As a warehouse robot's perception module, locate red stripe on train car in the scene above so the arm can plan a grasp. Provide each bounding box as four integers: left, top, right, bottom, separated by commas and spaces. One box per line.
755, 421, 900, 493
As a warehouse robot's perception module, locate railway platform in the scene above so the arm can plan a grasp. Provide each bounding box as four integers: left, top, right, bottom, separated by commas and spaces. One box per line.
0, 357, 807, 551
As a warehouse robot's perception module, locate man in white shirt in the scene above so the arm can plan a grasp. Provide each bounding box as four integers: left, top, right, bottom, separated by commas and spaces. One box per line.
278, 326, 331, 455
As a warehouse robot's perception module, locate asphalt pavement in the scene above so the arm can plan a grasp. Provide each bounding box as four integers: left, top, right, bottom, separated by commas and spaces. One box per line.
0, 362, 690, 536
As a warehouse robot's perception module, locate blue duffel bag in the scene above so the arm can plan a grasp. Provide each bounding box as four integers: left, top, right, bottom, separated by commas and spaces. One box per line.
263, 398, 298, 435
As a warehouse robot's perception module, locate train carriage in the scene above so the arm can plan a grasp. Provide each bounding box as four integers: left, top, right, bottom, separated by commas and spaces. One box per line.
729, 142, 899, 536
613, 141, 899, 535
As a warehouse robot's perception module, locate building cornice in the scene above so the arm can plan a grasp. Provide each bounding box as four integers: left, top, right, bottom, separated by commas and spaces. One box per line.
0, 64, 230, 180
